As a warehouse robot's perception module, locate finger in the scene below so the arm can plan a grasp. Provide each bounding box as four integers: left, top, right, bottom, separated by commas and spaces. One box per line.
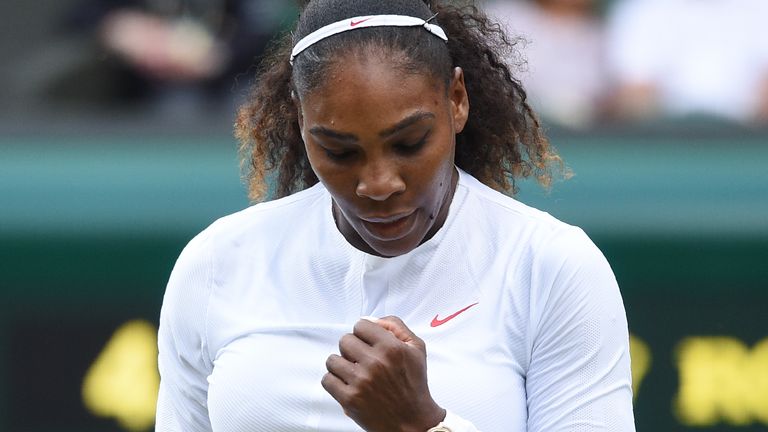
339, 333, 372, 363
352, 317, 395, 346
376, 315, 420, 345
321, 371, 349, 404
325, 354, 356, 385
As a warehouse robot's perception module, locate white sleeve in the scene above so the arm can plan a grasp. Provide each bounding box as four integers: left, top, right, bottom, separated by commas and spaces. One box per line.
156, 230, 215, 432
526, 227, 635, 431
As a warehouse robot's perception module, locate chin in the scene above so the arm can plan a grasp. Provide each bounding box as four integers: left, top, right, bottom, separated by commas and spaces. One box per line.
366, 236, 422, 258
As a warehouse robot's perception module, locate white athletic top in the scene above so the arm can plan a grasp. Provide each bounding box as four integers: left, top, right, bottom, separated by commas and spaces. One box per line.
156, 169, 635, 431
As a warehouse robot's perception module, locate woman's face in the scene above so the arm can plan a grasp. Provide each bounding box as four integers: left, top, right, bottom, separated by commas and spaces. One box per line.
297, 54, 469, 257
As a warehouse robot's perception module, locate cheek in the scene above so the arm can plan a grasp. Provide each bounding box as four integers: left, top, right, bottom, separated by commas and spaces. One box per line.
412, 144, 455, 200
305, 149, 356, 202
304, 142, 336, 180
423, 133, 456, 177
304, 146, 324, 180
310, 161, 348, 194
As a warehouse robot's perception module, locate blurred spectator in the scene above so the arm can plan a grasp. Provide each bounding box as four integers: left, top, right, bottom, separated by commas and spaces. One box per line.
485, 0, 609, 128
606, 0, 768, 125
50, 0, 295, 112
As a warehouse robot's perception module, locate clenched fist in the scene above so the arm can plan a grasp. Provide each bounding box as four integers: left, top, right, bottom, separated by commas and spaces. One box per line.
322, 316, 446, 432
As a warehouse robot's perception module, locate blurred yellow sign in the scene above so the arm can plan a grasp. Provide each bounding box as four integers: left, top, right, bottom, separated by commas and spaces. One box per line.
675, 336, 768, 426
82, 320, 159, 431
630, 334, 652, 400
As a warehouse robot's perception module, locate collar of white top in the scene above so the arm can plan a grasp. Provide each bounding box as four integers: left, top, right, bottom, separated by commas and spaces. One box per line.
290, 14, 449, 65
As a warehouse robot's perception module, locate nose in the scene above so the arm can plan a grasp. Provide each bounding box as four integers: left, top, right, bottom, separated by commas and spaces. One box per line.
356, 160, 406, 201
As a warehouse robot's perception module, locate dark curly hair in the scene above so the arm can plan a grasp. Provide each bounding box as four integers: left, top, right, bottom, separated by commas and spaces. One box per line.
235, 0, 564, 201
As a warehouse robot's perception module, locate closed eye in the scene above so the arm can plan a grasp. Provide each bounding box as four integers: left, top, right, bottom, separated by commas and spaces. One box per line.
395, 130, 431, 155
324, 148, 356, 161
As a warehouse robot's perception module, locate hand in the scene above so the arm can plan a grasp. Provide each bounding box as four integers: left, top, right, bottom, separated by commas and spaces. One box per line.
322, 316, 446, 432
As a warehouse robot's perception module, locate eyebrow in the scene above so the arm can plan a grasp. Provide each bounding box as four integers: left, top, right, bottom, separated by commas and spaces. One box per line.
308, 127, 357, 142
378, 111, 435, 138
309, 111, 435, 142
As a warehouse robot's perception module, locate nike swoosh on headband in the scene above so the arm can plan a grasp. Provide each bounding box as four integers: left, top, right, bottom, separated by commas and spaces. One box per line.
290, 14, 448, 65
350, 18, 373, 27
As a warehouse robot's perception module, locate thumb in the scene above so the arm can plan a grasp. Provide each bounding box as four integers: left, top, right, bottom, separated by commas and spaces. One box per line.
375, 316, 422, 347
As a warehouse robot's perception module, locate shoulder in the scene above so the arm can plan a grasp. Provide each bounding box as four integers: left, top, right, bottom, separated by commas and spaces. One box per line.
197, 183, 327, 251
167, 183, 328, 291
458, 169, 573, 241
208, 183, 326, 235
161, 183, 328, 315
457, 170, 607, 282
457, 170, 613, 288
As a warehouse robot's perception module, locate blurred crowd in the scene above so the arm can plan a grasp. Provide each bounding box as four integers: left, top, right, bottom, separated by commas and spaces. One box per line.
486, 0, 768, 128
22, 0, 768, 128
40, 0, 297, 117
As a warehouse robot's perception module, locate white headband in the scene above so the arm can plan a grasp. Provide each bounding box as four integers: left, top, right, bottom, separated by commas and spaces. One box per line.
290, 14, 448, 65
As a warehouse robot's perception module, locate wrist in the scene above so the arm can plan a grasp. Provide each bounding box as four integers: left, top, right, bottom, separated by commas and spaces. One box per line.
405, 405, 445, 432
425, 408, 451, 431
426, 410, 476, 432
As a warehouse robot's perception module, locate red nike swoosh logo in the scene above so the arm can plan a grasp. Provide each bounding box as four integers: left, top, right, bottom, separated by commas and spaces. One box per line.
350, 18, 372, 27
430, 302, 479, 327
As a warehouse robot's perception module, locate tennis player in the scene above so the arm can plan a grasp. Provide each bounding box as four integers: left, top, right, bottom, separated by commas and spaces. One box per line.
156, 0, 636, 430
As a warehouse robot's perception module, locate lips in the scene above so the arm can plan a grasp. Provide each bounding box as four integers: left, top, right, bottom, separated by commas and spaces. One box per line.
359, 210, 417, 241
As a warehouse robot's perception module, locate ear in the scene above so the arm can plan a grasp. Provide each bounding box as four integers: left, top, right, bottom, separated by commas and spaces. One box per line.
449, 67, 469, 134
